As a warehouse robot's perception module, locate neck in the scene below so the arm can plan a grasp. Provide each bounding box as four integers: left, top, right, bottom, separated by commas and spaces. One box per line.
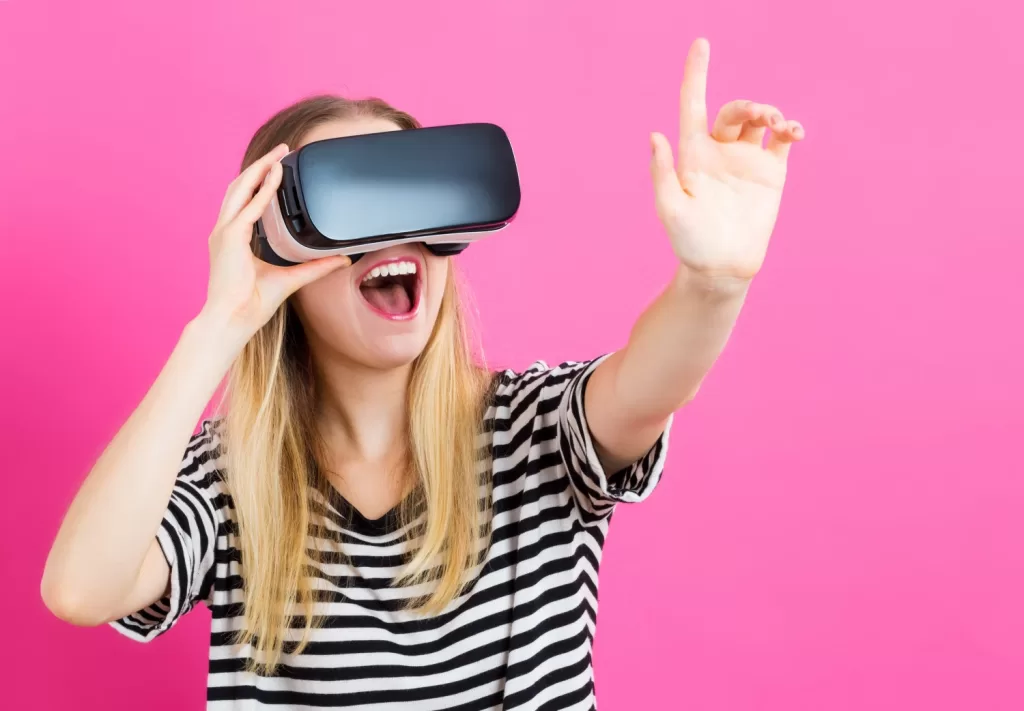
314, 354, 412, 466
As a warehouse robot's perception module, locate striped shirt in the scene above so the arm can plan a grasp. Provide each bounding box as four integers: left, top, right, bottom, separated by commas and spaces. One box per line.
113, 357, 672, 710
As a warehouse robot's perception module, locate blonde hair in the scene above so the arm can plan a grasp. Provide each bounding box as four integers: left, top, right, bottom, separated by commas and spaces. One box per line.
220, 96, 492, 674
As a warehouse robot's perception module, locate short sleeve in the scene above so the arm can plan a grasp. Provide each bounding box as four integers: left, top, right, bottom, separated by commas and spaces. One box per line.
555, 356, 672, 523
110, 420, 226, 642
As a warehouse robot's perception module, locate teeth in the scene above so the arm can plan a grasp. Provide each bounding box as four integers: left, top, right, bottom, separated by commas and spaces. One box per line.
361, 261, 418, 283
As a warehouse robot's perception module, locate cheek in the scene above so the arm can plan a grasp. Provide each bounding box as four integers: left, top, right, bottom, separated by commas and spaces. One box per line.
296, 270, 353, 313
425, 257, 449, 309
292, 273, 361, 339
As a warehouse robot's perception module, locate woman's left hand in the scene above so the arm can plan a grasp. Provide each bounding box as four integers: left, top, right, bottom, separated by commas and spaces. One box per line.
584, 39, 806, 469
650, 38, 804, 283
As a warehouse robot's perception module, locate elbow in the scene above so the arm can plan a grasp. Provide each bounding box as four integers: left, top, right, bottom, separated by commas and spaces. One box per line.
40, 571, 110, 628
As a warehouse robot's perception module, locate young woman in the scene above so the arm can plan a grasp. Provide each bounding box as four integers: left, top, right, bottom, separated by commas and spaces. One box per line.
42, 39, 803, 710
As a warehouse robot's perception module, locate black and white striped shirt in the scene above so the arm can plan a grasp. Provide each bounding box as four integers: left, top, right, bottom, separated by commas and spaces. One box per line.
113, 358, 672, 710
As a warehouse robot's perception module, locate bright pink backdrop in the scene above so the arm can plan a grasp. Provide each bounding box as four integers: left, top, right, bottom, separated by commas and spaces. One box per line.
2, 0, 1022, 709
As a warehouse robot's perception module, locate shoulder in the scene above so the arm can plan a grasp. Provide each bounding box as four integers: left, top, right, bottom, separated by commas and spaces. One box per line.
492, 359, 591, 389
490, 360, 600, 400
177, 418, 227, 490
487, 359, 601, 422
184, 418, 224, 460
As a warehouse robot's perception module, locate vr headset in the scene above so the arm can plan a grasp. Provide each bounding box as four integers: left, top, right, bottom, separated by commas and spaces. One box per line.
255, 123, 521, 265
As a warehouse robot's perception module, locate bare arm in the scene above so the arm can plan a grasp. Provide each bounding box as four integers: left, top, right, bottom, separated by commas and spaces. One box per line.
585, 38, 805, 471
41, 144, 351, 626
41, 317, 237, 625
586, 270, 749, 472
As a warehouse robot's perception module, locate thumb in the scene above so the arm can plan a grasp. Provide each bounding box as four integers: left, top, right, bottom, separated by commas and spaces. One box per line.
276, 255, 352, 298
649, 132, 688, 212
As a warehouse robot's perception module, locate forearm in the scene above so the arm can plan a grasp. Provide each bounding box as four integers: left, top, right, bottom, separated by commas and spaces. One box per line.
586, 265, 750, 469
616, 265, 750, 419
41, 313, 240, 623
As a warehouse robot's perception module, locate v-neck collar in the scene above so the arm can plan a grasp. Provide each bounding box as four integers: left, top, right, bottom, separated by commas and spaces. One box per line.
325, 484, 405, 537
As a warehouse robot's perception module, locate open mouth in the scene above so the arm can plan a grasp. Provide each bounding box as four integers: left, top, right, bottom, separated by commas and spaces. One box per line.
357, 259, 421, 319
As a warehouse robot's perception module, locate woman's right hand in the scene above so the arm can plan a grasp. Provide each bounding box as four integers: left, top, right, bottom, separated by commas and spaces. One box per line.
199, 143, 350, 349
41, 144, 353, 628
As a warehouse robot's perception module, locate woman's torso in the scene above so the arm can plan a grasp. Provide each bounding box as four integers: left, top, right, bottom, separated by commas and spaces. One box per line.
114, 359, 670, 710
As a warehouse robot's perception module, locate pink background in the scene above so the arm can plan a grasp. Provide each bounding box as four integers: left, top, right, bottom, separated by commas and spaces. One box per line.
2, 0, 1022, 709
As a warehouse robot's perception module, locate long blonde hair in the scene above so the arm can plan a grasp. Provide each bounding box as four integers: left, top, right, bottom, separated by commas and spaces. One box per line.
220, 95, 492, 674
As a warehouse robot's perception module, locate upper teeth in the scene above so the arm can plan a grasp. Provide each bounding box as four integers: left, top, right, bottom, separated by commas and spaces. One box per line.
361, 261, 417, 283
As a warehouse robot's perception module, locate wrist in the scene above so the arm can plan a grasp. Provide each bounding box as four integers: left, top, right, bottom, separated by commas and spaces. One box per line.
670, 265, 753, 302
182, 310, 249, 369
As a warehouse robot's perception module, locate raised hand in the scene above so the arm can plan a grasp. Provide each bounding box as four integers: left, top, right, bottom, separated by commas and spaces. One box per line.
649, 38, 805, 281
201, 144, 351, 345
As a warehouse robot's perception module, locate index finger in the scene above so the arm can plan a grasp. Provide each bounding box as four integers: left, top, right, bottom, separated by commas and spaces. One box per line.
218, 143, 290, 225
679, 38, 710, 143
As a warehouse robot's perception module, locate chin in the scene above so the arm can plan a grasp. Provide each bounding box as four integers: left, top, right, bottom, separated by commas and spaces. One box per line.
360, 334, 432, 370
